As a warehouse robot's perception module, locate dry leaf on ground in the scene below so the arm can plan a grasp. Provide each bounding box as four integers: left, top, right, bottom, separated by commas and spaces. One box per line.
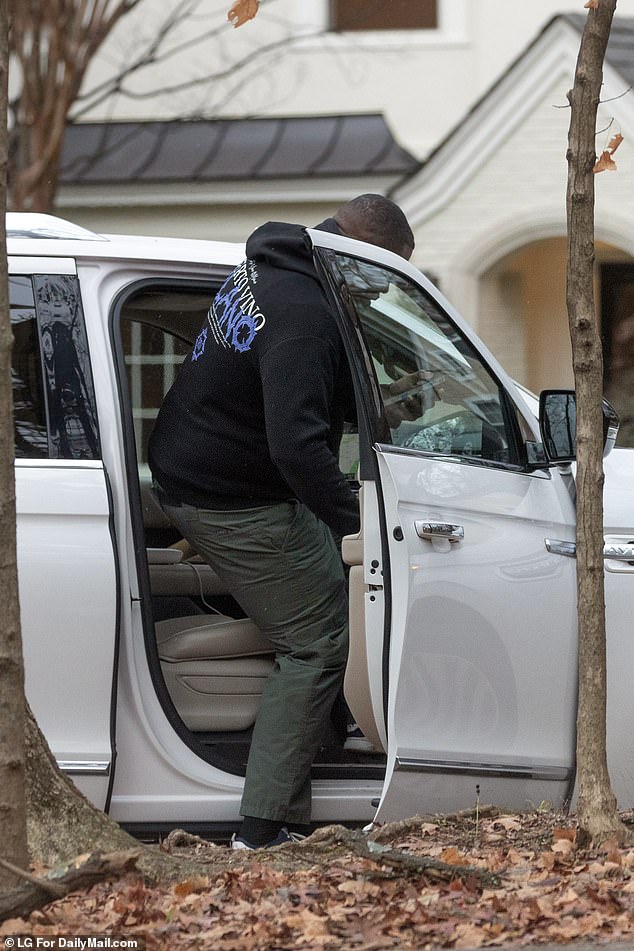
3, 809, 633, 950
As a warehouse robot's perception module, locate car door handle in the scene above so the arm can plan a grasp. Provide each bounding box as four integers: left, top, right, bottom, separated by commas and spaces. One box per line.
603, 542, 634, 562
415, 521, 464, 544
545, 539, 634, 562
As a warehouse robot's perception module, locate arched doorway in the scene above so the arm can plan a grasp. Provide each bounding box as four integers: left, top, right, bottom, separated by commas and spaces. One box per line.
601, 262, 634, 447
476, 237, 634, 446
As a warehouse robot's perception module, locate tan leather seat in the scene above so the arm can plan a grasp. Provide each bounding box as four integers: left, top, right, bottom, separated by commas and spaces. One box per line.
155, 614, 274, 732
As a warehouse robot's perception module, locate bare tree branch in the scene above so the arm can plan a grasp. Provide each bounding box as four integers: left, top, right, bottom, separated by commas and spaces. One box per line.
74, 26, 328, 114
6, 0, 401, 210
72, 1, 230, 115
7, 0, 176, 207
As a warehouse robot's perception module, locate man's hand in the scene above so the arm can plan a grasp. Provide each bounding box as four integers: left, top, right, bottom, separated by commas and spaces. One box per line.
382, 370, 444, 427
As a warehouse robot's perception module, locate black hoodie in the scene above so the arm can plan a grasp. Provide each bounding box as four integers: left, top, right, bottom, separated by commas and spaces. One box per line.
148, 219, 360, 537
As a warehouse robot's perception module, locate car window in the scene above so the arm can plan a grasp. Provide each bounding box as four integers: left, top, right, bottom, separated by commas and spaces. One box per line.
119, 286, 213, 469
11, 276, 48, 457
334, 256, 521, 466
11, 274, 100, 459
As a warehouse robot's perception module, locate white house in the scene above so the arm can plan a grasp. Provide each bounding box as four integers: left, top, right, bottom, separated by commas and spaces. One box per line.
59, 0, 601, 239
395, 14, 634, 444
55, 2, 634, 443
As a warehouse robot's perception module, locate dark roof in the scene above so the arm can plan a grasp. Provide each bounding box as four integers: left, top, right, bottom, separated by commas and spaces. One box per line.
563, 13, 634, 89
60, 113, 419, 186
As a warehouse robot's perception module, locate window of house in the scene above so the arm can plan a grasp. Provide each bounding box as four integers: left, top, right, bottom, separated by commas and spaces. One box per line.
331, 0, 437, 32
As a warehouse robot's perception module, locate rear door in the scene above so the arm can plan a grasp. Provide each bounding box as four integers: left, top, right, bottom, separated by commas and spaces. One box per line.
310, 232, 580, 820
10, 258, 118, 808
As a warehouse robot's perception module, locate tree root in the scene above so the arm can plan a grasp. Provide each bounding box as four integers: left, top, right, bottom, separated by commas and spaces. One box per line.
0, 842, 227, 924
160, 828, 220, 853
0, 850, 141, 923
303, 825, 501, 889
368, 807, 502, 845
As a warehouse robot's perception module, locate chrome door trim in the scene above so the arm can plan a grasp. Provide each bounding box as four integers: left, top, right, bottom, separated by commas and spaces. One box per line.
545, 538, 577, 557
395, 757, 571, 782
546, 538, 634, 562
57, 760, 111, 776
603, 542, 634, 561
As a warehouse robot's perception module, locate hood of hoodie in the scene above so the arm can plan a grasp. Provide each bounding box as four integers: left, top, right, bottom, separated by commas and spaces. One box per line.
245, 218, 343, 280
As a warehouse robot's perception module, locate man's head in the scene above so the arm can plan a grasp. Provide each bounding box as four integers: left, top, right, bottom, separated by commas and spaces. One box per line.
333, 194, 415, 261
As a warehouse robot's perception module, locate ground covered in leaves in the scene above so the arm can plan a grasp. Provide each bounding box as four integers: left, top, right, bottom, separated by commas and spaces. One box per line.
2, 808, 634, 949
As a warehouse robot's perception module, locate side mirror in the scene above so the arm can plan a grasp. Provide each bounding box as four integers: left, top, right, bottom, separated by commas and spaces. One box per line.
539, 390, 620, 463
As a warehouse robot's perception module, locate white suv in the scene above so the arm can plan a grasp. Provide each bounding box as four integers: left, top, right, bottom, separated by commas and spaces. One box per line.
9, 213, 634, 836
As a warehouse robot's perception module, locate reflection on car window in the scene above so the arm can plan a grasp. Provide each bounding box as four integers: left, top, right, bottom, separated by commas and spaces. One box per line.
33, 276, 100, 459
11, 276, 49, 458
11, 274, 100, 460
335, 256, 517, 465
541, 392, 576, 458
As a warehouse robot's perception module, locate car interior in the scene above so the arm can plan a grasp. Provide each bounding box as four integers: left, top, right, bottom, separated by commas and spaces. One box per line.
116, 281, 386, 780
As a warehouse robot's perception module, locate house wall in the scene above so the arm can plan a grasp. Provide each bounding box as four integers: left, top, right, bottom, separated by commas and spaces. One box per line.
400, 63, 634, 395
479, 240, 572, 392
59, 7, 634, 403
60, 191, 343, 243
63, 5, 634, 250
80, 0, 590, 160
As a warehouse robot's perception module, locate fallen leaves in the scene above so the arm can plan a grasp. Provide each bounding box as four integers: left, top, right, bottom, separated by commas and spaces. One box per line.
1, 810, 633, 950
439, 846, 467, 865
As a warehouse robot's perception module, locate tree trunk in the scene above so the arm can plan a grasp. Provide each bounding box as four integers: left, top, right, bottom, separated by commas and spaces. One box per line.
0, 0, 143, 876
0, 1, 207, 877
0, 0, 29, 889
566, 0, 629, 847
24, 703, 137, 867
24, 704, 197, 882
22, 704, 210, 888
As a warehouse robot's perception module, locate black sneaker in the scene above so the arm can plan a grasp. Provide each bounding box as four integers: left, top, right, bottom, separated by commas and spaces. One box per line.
230, 827, 306, 850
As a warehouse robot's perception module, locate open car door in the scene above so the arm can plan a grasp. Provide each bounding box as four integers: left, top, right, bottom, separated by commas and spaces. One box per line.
310, 230, 581, 821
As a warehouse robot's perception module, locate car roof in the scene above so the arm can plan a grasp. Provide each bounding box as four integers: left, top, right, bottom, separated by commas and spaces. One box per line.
6, 213, 244, 268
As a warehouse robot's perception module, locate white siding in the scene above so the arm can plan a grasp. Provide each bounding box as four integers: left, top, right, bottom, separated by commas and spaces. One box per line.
80, 0, 596, 158
404, 67, 634, 392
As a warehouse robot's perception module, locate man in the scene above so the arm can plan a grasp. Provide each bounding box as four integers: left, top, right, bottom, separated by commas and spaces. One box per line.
148, 194, 414, 849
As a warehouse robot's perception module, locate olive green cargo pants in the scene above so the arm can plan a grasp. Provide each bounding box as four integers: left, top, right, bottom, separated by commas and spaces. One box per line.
159, 498, 349, 824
